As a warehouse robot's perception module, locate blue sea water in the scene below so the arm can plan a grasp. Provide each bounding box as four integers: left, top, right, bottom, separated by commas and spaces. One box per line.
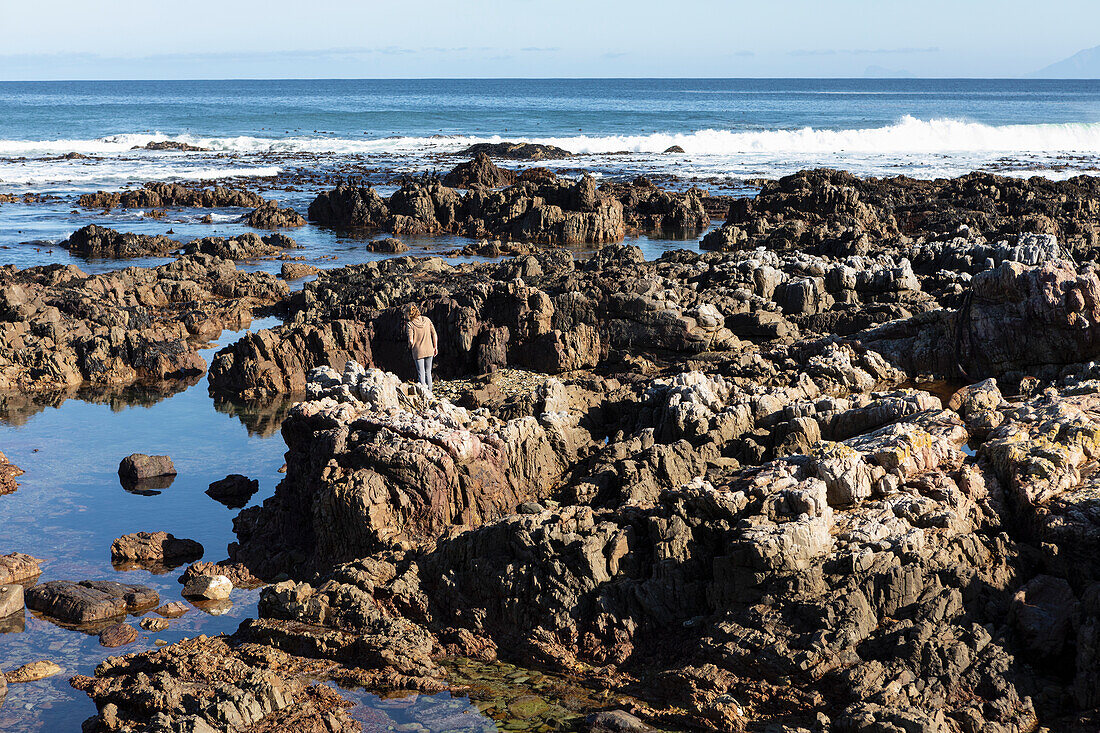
1, 78, 1099, 731
2, 78, 1100, 192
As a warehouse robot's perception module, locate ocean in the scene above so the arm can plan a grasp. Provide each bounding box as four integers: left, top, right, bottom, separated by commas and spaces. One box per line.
3, 78, 1100, 193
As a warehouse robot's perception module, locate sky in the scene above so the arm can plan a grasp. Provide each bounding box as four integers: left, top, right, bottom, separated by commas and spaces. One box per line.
1, 0, 1098, 80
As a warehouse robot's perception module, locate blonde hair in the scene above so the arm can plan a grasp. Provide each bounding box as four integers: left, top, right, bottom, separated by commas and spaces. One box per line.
407, 304, 421, 320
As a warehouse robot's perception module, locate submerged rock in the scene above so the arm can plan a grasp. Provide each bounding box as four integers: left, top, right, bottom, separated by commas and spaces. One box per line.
5, 661, 62, 684
98, 622, 138, 648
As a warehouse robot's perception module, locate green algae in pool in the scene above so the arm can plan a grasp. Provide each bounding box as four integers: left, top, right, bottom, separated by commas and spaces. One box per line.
329, 657, 681, 733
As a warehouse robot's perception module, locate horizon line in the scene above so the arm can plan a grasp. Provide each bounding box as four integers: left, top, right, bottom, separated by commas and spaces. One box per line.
1, 75, 1099, 83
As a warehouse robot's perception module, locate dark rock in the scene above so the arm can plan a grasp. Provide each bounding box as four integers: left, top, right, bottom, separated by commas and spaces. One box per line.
585, 710, 656, 733
110, 531, 204, 569
130, 140, 210, 152
366, 237, 409, 254
62, 224, 180, 259
663, 145, 686, 154
205, 474, 259, 508
244, 202, 307, 229
279, 261, 321, 280
182, 232, 295, 259
25, 580, 158, 625
118, 454, 176, 483
458, 142, 573, 160
78, 182, 265, 210
98, 623, 138, 647
179, 560, 264, 589
442, 153, 519, 188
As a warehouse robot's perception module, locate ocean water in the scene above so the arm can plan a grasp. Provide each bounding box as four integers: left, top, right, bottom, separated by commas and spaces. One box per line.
1, 78, 1099, 731
2, 78, 1100, 192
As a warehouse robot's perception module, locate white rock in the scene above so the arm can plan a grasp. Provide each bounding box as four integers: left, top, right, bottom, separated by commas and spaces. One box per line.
182, 574, 232, 601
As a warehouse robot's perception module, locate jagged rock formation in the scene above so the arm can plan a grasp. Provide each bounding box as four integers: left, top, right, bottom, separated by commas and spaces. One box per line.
442, 153, 519, 188
308, 174, 625, 244
63, 224, 182, 258
244, 202, 307, 229
458, 142, 573, 160
702, 168, 1100, 260
601, 177, 712, 232
183, 232, 297, 259
77, 182, 266, 210
0, 255, 286, 393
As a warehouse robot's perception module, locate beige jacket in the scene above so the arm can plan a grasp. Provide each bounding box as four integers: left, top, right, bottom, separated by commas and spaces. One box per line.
406, 315, 437, 359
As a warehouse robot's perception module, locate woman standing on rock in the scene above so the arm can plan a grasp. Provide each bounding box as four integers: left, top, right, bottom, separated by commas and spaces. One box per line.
406, 305, 437, 390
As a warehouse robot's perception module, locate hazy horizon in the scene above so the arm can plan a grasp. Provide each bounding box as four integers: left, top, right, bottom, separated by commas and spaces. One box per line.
3, 0, 1098, 80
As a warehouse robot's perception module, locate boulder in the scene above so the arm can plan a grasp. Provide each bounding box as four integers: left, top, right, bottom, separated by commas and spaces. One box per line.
442, 153, 519, 188
205, 474, 258, 508
118, 454, 176, 483
366, 237, 409, 254
0, 553, 41, 584
99, 623, 139, 648
5, 661, 62, 684
458, 141, 572, 160
279, 262, 320, 279
24, 580, 159, 625
243, 202, 306, 229
182, 574, 232, 601
0, 583, 23, 618
110, 531, 204, 568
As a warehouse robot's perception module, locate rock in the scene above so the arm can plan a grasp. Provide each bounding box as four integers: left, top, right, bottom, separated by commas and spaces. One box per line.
25, 580, 159, 625
0, 552, 42, 584
279, 261, 320, 279
70, 634, 365, 731
244, 202, 307, 229
0, 451, 22, 495
458, 142, 573, 160
118, 454, 176, 484
366, 237, 409, 254
62, 224, 180, 259
663, 145, 686, 154
0, 254, 287, 394
584, 710, 656, 733
78, 182, 264, 210
182, 232, 294, 259
139, 616, 171, 631
5, 661, 62, 683
205, 474, 258, 508
179, 560, 263, 589
307, 175, 624, 244
182, 574, 232, 601
1011, 575, 1078, 659
0, 584, 23, 618
99, 623, 139, 647
442, 153, 519, 188
110, 531, 204, 568
131, 140, 209, 152
154, 601, 190, 618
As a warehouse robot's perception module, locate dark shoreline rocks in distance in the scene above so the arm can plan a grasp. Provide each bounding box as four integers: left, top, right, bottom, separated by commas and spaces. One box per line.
77, 182, 266, 210
130, 140, 210, 152
307, 169, 713, 245
458, 141, 573, 160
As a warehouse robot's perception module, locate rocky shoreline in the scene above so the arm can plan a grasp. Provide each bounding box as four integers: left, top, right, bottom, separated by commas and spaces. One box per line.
6, 167, 1100, 731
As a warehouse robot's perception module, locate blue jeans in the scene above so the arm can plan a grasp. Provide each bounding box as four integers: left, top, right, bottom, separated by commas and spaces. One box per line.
415, 356, 433, 389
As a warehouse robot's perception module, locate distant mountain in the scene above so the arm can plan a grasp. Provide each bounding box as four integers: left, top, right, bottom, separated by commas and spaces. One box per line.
1031, 45, 1100, 78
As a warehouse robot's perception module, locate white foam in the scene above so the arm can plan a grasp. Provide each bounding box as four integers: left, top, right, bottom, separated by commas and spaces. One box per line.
0, 161, 280, 187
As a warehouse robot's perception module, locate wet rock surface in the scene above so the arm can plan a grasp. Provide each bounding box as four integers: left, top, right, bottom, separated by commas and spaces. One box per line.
457, 142, 574, 160
63, 224, 182, 258
244, 201, 307, 229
